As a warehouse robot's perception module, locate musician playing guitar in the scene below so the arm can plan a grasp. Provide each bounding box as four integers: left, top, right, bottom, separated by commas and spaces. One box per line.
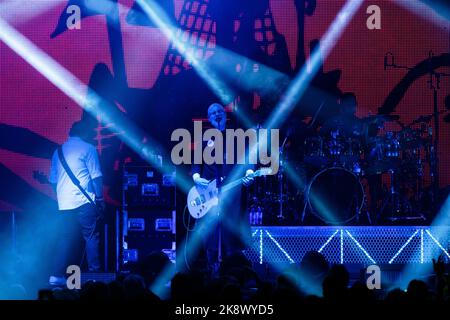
191, 103, 254, 275
47, 120, 104, 284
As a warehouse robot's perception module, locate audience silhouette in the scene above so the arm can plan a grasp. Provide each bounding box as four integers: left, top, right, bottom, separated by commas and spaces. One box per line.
27, 251, 448, 305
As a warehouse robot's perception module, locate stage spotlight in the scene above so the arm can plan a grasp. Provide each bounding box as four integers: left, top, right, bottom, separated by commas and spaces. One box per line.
86, 0, 289, 130
0, 17, 201, 295
81, 0, 236, 104
283, 162, 339, 225
174, 3, 367, 297
0, 0, 63, 25
395, 0, 450, 26
205, 47, 290, 100
265, 0, 365, 131
0, 17, 192, 192
134, 0, 235, 104
392, 195, 450, 290
228, 0, 365, 181
149, 0, 364, 298
199, 0, 365, 295
126, 0, 175, 27
224, 0, 365, 226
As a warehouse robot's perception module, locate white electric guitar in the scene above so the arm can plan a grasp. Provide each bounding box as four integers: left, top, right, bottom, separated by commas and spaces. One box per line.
187, 168, 272, 219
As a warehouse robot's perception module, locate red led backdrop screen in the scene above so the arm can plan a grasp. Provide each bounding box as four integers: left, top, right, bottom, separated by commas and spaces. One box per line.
1, 0, 449, 213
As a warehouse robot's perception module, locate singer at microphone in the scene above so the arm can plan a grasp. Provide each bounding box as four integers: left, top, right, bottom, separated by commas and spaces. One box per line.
191, 102, 254, 276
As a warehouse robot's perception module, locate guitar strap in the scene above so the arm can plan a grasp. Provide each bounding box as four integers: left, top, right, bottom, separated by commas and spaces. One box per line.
57, 146, 96, 206
58, 146, 100, 270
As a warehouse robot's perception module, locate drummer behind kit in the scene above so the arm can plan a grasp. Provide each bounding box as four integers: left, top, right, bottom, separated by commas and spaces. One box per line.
246, 105, 437, 226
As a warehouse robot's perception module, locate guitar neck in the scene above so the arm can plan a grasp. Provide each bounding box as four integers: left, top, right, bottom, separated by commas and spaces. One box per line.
220, 177, 244, 194
218, 169, 267, 193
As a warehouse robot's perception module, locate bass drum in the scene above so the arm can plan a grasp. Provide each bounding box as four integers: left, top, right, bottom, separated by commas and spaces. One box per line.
306, 167, 364, 225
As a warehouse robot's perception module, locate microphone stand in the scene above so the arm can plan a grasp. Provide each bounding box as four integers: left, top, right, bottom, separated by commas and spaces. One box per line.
427, 51, 443, 208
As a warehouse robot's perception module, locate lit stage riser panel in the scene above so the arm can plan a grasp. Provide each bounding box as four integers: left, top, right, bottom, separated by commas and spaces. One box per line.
245, 227, 450, 265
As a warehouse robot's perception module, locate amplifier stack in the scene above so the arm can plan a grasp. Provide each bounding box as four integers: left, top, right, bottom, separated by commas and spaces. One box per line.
121, 161, 176, 270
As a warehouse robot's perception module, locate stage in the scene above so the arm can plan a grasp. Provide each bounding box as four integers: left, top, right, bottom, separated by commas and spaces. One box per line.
1, 0, 449, 305
242, 225, 450, 289
78, 225, 450, 290
245, 226, 450, 266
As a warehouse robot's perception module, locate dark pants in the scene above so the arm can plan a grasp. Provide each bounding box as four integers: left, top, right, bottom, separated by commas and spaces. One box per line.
196, 187, 249, 274
54, 203, 101, 276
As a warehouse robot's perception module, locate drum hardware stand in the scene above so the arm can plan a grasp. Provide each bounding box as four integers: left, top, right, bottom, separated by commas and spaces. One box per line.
379, 169, 401, 220
361, 195, 372, 225
379, 169, 425, 222
277, 166, 284, 220
426, 51, 450, 211
355, 186, 372, 225
277, 135, 289, 220
355, 194, 360, 224
384, 51, 450, 214
300, 170, 309, 224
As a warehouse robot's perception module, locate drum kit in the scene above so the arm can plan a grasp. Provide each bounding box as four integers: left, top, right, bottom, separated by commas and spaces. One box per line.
247, 113, 435, 225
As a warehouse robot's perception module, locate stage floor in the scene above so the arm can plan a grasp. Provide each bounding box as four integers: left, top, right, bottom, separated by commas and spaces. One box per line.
244, 226, 450, 266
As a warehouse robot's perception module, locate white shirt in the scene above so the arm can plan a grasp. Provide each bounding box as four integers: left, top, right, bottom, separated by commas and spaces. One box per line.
49, 137, 102, 210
